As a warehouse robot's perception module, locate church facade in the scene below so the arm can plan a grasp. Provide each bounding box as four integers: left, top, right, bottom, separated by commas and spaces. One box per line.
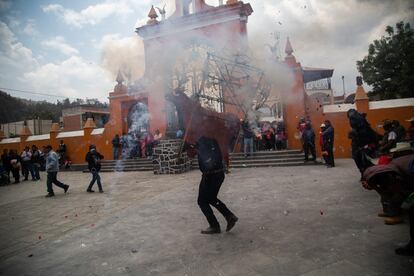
1, 0, 413, 164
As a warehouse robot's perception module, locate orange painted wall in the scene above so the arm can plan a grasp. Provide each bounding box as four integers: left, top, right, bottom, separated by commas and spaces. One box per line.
282, 57, 306, 150
0, 142, 20, 154
0, 129, 114, 165
303, 95, 414, 158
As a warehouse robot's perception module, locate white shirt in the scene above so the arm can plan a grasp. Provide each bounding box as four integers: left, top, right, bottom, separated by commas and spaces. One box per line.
388, 131, 397, 141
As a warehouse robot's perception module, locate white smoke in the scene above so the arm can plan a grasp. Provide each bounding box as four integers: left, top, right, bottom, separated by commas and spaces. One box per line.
100, 34, 145, 83
100, 1, 297, 140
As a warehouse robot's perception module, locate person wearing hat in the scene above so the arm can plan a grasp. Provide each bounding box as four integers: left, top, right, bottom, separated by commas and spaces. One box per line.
362, 153, 414, 256
85, 144, 104, 193
390, 142, 414, 159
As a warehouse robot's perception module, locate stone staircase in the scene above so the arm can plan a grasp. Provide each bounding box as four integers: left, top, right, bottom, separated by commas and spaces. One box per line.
228, 150, 316, 168
191, 150, 317, 169
82, 150, 319, 173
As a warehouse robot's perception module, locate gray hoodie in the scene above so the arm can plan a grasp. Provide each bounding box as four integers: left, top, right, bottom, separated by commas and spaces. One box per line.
46, 150, 59, 172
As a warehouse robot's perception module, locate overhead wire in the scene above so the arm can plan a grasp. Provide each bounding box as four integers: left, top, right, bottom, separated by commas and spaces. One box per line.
0, 87, 107, 101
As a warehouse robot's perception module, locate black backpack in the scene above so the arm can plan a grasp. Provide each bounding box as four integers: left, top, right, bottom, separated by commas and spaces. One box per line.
197, 137, 223, 173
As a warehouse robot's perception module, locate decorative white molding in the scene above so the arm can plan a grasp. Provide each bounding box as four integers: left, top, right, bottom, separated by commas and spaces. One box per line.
140, 14, 241, 41
91, 128, 105, 135
0, 138, 21, 144
26, 134, 50, 141
323, 103, 356, 113
56, 130, 84, 138
369, 98, 414, 110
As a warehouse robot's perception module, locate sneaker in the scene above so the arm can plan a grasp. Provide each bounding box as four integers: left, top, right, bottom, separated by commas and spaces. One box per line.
87, 189, 95, 193
384, 216, 403, 225
45, 193, 55, 198
201, 227, 221, 234
395, 242, 414, 256
226, 215, 239, 232
64, 185, 69, 194
99, 190, 104, 193
377, 212, 398, 218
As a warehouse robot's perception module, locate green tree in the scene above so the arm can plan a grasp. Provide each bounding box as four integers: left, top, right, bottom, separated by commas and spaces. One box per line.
357, 21, 414, 100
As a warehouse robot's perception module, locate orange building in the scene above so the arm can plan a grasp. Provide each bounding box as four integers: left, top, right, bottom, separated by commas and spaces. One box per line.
105, 0, 253, 142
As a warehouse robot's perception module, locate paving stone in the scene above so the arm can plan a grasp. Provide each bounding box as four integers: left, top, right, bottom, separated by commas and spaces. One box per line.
0, 159, 413, 275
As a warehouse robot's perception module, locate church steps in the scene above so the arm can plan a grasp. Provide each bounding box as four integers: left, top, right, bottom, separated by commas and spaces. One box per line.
229, 154, 304, 161
230, 161, 320, 168
78, 150, 320, 172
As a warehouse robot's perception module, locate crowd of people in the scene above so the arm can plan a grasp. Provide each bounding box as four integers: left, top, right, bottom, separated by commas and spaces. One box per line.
1, 145, 43, 185
0, 140, 72, 186
240, 117, 337, 168
112, 129, 163, 160
241, 120, 287, 157
346, 110, 414, 256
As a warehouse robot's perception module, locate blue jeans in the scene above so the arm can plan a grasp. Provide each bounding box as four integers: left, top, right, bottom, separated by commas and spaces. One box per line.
22, 161, 35, 180
32, 164, 40, 180
244, 138, 253, 157
47, 171, 66, 194
113, 147, 119, 160
88, 170, 102, 191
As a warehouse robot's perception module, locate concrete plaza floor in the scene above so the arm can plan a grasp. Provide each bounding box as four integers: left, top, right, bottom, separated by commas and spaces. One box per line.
0, 159, 413, 275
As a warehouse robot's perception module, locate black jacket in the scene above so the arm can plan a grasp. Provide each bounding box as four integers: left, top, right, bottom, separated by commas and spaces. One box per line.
85, 150, 104, 171
322, 126, 334, 145
302, 128, 315, 144
242, 122, 254, 139
196, 137, 224, 174
1, 153, 11, 170
31, 150, 41, 164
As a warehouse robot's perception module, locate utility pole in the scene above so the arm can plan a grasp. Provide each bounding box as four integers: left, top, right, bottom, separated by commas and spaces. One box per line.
341, 75, 345, 96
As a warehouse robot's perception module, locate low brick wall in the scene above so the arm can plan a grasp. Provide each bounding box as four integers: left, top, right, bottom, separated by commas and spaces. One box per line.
153, 139, 192, 174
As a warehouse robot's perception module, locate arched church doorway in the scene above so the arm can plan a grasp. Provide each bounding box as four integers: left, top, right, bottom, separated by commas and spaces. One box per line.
127, 102, 150, 135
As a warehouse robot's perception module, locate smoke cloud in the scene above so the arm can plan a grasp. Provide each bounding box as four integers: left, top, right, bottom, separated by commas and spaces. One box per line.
100, 34, 145, 84
99, 0, 298, 134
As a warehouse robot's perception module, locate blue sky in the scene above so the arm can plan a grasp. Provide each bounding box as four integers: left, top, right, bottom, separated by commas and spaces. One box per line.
0, 0, 413, 103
